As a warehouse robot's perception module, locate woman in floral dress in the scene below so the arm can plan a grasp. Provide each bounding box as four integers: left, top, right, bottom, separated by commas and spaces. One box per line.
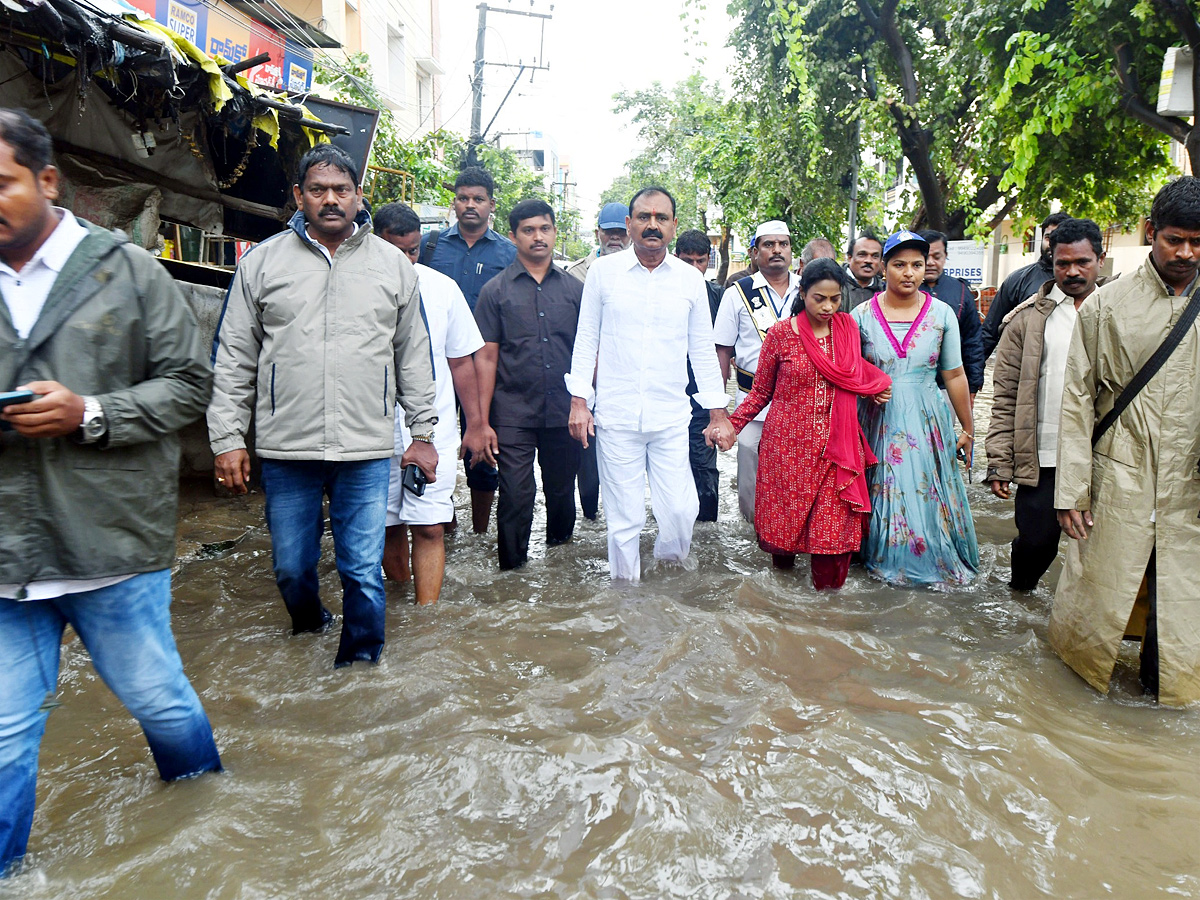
730, 259, 891, 589
850, 231, 978, 586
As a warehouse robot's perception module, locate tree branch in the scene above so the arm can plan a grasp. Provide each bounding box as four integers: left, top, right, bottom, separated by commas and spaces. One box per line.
855, 0, 881, 33
1154, 0, 1200, 49
1113, 41, 1191, 143
986, 196, 1019, 233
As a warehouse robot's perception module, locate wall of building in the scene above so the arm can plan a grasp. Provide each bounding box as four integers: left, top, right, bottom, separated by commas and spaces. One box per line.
278, 0, 442, 139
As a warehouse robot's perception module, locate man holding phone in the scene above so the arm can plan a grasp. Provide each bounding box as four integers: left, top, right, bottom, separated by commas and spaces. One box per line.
374, 201, 488, 604
0, 109, 221, 876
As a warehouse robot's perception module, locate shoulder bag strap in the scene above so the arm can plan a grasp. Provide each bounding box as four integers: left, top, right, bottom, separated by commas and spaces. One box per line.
419, 229, 441, 267
1092, 279, 1200, 446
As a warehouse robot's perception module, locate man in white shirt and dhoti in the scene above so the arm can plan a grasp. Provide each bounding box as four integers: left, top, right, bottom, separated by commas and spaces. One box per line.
566, 186, 735, 580
714, 220, 800, 522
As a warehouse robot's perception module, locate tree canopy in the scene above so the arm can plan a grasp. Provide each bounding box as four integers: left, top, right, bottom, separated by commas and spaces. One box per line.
704, 0, 1179, 239
314, 53, 588, 258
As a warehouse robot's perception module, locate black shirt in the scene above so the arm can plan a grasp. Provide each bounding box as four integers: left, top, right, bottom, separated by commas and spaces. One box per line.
688, 280, 725, 417
926, 272, 985, 392
474, 260, 583, 428
981, 258, 1054, 357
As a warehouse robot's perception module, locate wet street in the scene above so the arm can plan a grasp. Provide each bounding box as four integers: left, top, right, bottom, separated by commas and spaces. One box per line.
6, 375, 1200, 899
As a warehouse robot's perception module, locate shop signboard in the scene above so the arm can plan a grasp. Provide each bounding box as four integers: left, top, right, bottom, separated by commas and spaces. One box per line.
945, 240, 986, 285
206, 4, 250, 64
282, 39, 313, 93
158, 0, 206, 48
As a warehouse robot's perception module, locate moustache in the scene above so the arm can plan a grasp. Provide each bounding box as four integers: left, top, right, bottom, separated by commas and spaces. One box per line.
320, 207, 345, 218
642, 229, 663, 239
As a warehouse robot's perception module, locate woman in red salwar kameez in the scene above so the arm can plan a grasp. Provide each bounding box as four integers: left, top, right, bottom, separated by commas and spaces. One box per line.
730, 259, 891, 589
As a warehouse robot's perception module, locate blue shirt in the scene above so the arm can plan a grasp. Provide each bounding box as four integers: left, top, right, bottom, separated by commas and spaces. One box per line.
420, 223, 517, 311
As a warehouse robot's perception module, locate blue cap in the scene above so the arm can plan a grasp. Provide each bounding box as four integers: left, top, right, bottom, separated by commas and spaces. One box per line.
597, 203, 628, 230
883, 229, 929, 260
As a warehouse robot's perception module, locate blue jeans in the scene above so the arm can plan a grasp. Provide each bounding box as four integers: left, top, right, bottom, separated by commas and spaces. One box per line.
260, 458, 391, 667
0, 570, 222, 876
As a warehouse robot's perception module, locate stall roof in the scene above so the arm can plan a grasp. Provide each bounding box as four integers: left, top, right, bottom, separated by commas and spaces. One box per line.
0, 0, 357, 240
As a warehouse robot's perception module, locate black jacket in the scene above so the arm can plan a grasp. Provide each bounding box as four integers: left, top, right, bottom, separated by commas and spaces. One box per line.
982, 257, 1054, 357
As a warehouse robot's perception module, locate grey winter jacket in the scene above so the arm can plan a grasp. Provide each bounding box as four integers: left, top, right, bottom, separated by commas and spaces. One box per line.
208, 210, 436, 460
0, 221, 212, 585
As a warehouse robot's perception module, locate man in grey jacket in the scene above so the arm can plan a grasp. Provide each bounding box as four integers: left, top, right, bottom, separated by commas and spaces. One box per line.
0, 109, 221, 877
209, 144, 437, 668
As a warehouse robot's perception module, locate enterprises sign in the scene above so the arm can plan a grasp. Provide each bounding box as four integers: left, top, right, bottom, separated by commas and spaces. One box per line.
945, 240, 986, 285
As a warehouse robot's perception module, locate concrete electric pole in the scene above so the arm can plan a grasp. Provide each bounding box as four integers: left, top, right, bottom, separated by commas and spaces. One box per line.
465, 3, 552, 167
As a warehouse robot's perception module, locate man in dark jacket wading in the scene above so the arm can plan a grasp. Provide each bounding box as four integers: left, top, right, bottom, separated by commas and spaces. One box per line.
0, 109, 222, 877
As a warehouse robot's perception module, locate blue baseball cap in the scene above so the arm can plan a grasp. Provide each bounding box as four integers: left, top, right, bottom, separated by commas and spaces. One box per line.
882, 229, 929, 260
597, 203, 628, 230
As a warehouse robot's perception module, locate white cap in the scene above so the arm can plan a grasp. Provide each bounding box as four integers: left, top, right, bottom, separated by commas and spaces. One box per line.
754, 220, 790, 242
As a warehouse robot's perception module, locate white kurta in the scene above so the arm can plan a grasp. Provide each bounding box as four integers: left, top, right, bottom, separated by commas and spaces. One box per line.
565, 248, 727, 579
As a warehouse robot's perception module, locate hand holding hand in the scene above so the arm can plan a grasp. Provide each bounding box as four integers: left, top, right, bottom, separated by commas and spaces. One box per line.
988, 479, 1011, 500
568, 397, 594, 449
401, 439, 439, 483
872, 387, 892, 406
705, 412, 736, 452
1, 381, 84, 438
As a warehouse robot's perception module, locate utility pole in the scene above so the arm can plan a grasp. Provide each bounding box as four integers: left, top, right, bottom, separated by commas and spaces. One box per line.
468, 3, 487, 164
465, 3, 552, 168
847, 116, 861, 253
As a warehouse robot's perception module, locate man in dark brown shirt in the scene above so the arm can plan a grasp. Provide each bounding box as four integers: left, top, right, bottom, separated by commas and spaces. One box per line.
470, 199, 584, 570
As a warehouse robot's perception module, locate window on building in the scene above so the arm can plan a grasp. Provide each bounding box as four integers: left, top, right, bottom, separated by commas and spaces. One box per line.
388, 28, 405, 104
418, 75, 431, 124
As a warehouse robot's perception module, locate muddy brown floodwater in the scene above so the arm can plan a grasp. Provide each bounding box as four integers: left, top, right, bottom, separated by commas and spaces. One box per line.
5, 369, 1200, 899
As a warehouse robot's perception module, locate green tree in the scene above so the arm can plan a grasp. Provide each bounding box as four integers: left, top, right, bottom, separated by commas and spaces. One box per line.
611, 75, 782, 279
474, 142, 587, 259
727, 0, 1171, 239
314, 53, 458, 205
983, 0, 1180, 227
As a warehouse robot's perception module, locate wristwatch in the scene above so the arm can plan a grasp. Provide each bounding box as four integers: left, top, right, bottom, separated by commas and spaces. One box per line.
410, 431, 435, 443
79, 396, 107, 444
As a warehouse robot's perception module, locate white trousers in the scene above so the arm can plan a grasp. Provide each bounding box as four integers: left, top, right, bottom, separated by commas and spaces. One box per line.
595, 425, 698, 581
737, 419, 763, 523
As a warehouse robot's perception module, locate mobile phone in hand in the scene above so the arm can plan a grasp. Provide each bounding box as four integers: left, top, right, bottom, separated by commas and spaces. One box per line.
0, 390, 35, 408
401, 463, 427, 496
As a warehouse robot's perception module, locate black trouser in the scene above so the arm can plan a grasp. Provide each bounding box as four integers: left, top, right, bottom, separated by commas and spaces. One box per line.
577, 436, 599, 520
1142, 548, 1159, 697
1010, 466, 1062, 590
494, 425, 581, 570
689, 414, 719, 522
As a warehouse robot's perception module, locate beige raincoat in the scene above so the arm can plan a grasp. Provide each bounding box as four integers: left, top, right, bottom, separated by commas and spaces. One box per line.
1050, 256, 1200, 706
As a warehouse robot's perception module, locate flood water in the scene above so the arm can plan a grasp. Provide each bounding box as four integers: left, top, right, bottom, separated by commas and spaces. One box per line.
6, 373, 1200, 899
